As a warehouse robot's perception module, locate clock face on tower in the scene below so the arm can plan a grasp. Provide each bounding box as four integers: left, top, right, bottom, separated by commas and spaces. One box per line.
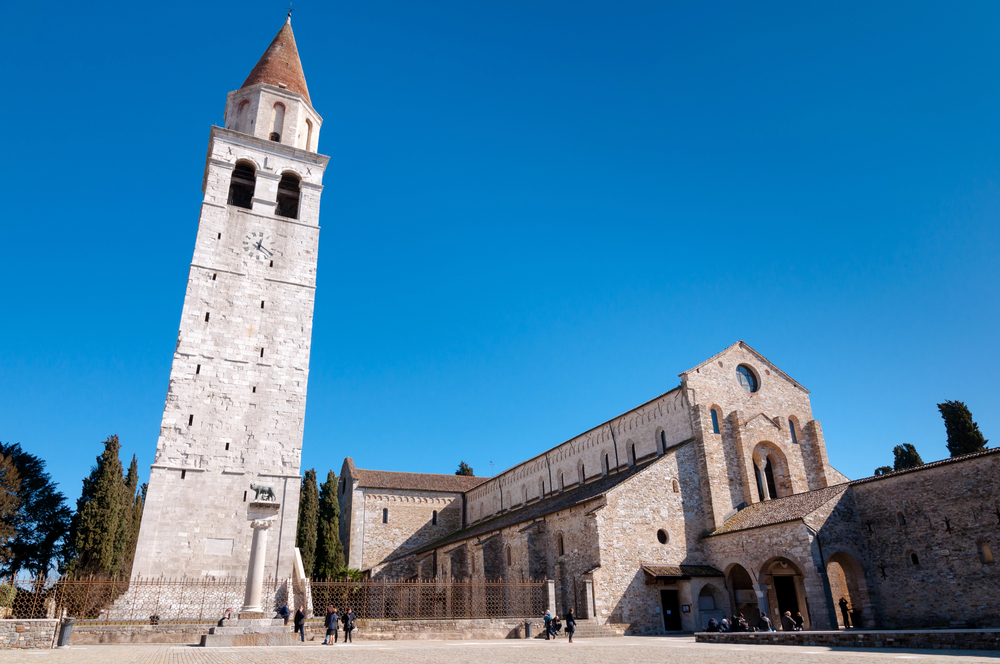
243, 232, 273, 261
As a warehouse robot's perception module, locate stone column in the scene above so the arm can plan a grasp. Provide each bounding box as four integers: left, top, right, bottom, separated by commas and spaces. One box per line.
582, 578, 595, 620
754, 583, 770, 620
546, 579, 556, 616
242, 519, 273, 615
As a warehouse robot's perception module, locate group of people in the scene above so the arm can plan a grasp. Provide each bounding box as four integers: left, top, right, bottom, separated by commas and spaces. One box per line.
271, 603, 356, 643
542, 608, 577, 643
705, 610, 805, 633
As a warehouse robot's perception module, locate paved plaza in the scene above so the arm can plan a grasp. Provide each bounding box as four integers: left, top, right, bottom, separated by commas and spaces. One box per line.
7, 637, 1000, 664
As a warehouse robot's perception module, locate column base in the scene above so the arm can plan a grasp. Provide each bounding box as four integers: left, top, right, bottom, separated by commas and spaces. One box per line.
238, 611, 265, 620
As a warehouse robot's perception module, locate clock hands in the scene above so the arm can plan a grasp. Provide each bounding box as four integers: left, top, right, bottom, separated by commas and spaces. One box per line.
253, 239, 273, 257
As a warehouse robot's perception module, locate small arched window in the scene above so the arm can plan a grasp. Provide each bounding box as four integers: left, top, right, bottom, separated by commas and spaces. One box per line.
432, 510, 437, 525
559, 472, 564, 491
659, 430, 667, 454
228, 161, 256, 209
305, 118, 314, 151
276, 172, 301, 219
579, 463, 586, 485
505, 545, 512, 566
556, 533, 565, 557
897, 512, 906, 526
788, 419, 798, 444
910, 552, 920, 566
603, 453, 610, 475
234, 99, 250, 132
629, 443, 636, 466
539, 477, 545, 498
270, 102, 285, 142
382, 508, 388, 524
981, 543, 995, 564
672, 478, 680, 494
710, 409, 720, 434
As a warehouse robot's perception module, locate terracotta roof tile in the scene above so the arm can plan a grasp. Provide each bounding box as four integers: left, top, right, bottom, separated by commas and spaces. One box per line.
641, 565, 724, 579
849, 447, 999, 485
241, 19, 311, 104
352, 467, 489, 493
708, 484, 849, 536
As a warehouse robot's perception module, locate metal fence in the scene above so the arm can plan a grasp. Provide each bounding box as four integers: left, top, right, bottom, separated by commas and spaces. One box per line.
0, 576, 545, 625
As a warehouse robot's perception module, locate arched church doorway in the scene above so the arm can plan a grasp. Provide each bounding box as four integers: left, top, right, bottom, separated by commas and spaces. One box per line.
826, 551, 870, 629
726, 564, 758, 619
761, 557, 808, 628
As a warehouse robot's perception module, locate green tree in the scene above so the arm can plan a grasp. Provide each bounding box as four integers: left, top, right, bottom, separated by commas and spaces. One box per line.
455, 461, 474, 476
892, 443, 924, 471
0, 454, 22, 566
66, 435, 128, 575
296, 469, 319, 577
114, 456, 144, 578
0, 442, 71, 577
937, 400, 988, 458
873, 466, 893, 476
313, 471, 344, 579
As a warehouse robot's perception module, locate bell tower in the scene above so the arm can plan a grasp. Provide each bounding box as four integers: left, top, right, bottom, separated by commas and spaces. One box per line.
133, 16, 329, 579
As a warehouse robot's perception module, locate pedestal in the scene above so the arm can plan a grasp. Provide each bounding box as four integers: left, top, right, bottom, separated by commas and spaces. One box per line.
241, 501, 281, 615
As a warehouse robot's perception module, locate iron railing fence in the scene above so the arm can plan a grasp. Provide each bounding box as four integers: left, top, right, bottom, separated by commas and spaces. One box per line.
0, 576, 546, 625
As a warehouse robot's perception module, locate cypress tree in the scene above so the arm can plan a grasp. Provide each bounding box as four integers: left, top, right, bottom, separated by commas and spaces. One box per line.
892, 443, 924, 471
115, 456, 142, 577
873, 466, 893, 476
296, 469, 319, 577
455, 461, 474, 476
314, 470, 344, 579
938, 400, 988, 457
67, 435, 127, 575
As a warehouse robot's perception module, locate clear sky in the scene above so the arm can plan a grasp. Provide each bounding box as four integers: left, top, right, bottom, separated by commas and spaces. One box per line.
2, 1, 998, 504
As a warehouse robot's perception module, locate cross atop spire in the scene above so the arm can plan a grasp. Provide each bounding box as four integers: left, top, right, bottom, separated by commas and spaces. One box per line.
241, 17, 311, 104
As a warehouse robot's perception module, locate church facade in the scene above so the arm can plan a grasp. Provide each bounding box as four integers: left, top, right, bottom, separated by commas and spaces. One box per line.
133, 18, 328, 580
340, 341, 1000, 632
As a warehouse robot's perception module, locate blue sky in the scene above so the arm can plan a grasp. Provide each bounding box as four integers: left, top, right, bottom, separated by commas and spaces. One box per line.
1, 1, 998, 503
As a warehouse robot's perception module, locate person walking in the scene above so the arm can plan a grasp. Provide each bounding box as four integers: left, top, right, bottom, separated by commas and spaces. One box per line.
543, 610, 553, 640
757, 612, 773, 632
780, 610, 796, 631
293, 605, 306, 642
565, 608, 577, 643
342, 607, 356, 643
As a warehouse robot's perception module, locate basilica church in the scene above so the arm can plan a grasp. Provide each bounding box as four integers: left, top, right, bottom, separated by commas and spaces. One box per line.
132, 17, 999, 635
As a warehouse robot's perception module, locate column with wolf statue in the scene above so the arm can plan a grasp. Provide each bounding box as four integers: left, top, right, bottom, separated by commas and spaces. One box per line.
241, 482, 279, 617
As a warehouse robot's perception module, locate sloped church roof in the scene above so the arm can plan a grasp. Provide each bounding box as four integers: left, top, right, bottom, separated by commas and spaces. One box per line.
241, 17, 312, 104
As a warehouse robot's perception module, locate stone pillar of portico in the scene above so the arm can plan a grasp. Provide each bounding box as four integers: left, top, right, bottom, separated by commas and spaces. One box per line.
241, 519, 273, 615
546, 579, 557, 616
582, 577, 595, 620
754, 583, 770, 621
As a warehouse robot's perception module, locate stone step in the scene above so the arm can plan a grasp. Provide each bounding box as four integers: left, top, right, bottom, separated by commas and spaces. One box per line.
200, 632, 300, 647
209, 626, 292, 635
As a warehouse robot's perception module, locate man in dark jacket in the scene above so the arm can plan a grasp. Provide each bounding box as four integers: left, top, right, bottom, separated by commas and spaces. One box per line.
706, 618, 720, 632
342, 607, 356, 643
757, 612, 773, 632
323, 606, 339, 644
293, 606, 306, 642
277, 603, 290, 625
781, 611, 797, 631
543, 611, 553, 640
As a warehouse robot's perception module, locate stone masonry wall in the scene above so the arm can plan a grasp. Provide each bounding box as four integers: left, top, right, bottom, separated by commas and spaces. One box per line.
0, 620, 58, 650
362, 490, 463, 572
851, 451, 1000, 628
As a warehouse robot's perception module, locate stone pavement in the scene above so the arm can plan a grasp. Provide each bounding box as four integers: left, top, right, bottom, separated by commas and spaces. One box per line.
5, 636, 1000, 663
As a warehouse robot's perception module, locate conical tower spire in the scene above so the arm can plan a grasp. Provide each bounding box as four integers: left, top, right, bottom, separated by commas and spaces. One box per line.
241, 16, 311, 105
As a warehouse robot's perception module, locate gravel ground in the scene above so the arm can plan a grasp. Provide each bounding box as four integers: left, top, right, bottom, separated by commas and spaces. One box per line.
6, 636, 999, 664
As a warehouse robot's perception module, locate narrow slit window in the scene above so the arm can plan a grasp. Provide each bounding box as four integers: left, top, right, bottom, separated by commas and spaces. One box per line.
212, 273, 217, 281
261, 301, 265, 309
710, 409, 720, 434
217, 233, 221, 239
204, 312, 210, 322
252, 386, 256, 393
659, 430, 666, 453
260, 348, 265, 358
195, 364, 201, 375
181, 470, 186, 479
269, 260, 273, 267
225, 443, 229, 451
630, 443, 636, 465
910, 552, 919, 566
982, 543, 994, 564
382, 508, 388, 524
188, 414, 194, 426
243, 490, 247, 502
432, 510, 438, 525
789, 419, 798, 444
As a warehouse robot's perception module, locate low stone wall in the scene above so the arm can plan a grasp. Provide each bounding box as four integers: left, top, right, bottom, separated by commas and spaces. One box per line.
0, 619, 59, 649
696, 629, 1000, 651
70, 624, 216, 645
69, 618, 544, 644
356, 618, 543, 641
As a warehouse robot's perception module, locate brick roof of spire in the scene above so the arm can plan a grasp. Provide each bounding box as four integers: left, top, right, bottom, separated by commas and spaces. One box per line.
241, 18, 311, 104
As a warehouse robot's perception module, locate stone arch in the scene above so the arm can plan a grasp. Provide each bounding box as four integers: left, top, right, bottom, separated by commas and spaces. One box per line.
826, 551, 872, 629
626, 439, 637, 466
601, 450, 612, 475
227, 159, 256, 209
725, 563, 758, 619
752, 441, 792, 500
671, 478, 680, 494
760, 556, 809, 628
708, 404, 724, 435
696, 582, 726, 629
787, 414, 802, 445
